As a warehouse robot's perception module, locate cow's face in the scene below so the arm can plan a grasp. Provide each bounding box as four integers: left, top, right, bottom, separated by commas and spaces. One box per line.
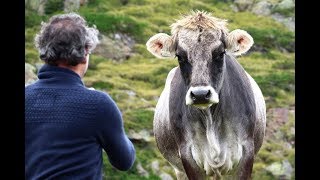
174, 28, 226, 109
146, 11, 253, 109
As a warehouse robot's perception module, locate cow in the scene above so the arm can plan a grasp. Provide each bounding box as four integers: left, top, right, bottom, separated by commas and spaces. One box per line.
145, 11, 266, 180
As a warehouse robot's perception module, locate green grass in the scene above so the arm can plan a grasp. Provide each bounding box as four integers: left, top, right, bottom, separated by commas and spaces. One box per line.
239, 51, 295, 108
272, 5, 295, 17
45, 0, 64, 14
79, 11, 147, 40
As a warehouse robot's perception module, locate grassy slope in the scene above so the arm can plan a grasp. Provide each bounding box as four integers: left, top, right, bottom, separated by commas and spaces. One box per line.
25, 0, 295, 179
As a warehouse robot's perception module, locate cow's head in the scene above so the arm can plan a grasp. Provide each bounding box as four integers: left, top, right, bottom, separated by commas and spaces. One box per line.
146, 11, 253, 109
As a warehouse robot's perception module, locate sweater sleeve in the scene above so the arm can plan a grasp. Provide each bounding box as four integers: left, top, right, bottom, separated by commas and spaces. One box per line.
95, 92, 135, 171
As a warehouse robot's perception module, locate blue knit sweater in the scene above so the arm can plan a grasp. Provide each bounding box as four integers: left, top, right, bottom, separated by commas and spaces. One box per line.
25, 64, 135, 180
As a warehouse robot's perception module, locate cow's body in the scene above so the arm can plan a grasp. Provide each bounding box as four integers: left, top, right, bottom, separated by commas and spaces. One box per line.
154, 54, 266, 179
147, 11, 266, 179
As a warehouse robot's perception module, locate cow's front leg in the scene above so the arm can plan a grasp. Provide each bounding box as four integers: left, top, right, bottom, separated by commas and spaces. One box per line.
179, 144, 206, 180
236, 140, 255, 180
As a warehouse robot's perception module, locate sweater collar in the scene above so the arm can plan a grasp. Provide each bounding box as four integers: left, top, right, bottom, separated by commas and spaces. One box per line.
37, 64, 84, 87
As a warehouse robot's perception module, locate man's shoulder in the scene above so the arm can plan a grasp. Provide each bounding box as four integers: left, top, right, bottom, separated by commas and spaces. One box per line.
25, 82, 39, 93
84, 88, 114, 105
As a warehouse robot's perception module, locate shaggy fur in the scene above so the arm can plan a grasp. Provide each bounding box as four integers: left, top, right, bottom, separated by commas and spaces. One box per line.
170, 10, 229, 37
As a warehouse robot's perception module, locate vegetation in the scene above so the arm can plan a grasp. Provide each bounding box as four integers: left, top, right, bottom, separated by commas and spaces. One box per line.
25, 0, 295, 179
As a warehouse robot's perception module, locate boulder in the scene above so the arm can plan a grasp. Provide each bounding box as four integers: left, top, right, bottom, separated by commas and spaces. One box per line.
265, 160, 293, 179
128, 129, 152, 143
234, 0, 254, 11
271, 13, 295, 32
25, 63, 38, 86
94, 33, 135, 61
137, 162, 149, 177
276, 0, 295, 10
80, 0, 88, 6
26, 0, 46, 15
64, 0, 80, 12
251, 1, 273, 16
160, 172, 174, 180
150, 160, 160, 173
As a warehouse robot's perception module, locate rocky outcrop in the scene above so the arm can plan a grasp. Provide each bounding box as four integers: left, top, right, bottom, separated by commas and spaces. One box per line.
234, 0, 254, 12
159, 172, 174, 180
231, 0, 295, 32
265, 107, 295, 145
94, 33, 135, 61
271, 13, 295, 32
25, 63, 38, 86
275, 0, 295, 10
149, 160, 174, 180
127, 129, 152, 143
264, 107, 295, 179
25, 0, 47, 15
25, 0, 89, 15
251, 1, 273, 16
64, 0, 80, 12
137, 162, 149, 177
265, 160, 293, 179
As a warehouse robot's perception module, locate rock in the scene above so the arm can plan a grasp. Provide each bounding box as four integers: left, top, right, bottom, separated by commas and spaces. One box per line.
251, 1, 273, 16
26, 0, 39, 10
64, 0, 80, 12
25, 63, 38, 86
265, 160, 293, 179
230, 4, 239, 12
276, 0, 295, 10
125, 90, 136, 97
26, 0, 46, 15
234, 0, 254, 12
94, 33, 135, 61
80, 0, 88, 6
128, 129, 152, 143
265, 108, 289, 140
249, 44, 268, 54
150, 160, 160, 173
137, 162, 149, 177
265, 162, 282, 177
35, 63, 44, 73
282, 160, 293, 179
38, 0, 46, 15
160, 172, 174, 180
271, 13, 295, 32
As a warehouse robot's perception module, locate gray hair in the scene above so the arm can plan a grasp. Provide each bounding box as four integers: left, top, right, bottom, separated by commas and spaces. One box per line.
35, 13, 99, 66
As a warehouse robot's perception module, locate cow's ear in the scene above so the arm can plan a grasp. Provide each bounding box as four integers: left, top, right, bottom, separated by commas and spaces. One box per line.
146, 33, 175, 59
226, 29, 254, 56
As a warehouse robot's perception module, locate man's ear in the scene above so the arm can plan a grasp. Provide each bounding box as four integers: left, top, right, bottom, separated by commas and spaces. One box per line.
146, 33, 175, 59
226, 29, 254, 56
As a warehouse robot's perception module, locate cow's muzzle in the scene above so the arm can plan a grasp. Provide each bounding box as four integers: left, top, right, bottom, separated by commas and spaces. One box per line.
186, 86, 219, 109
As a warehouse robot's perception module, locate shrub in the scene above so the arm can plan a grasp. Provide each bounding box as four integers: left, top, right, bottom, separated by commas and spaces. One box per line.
45, 0, 64, 14
25, 10, 47, 28
246, 27, 294, 51
82, 12, 147, 41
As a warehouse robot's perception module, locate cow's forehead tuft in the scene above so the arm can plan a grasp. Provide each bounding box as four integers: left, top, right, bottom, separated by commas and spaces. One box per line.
170, 10, 228, 36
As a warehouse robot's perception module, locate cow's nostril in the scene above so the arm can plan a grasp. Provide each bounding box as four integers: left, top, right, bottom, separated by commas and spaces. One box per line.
205, 90, 211, 99
190, 91, 196, 101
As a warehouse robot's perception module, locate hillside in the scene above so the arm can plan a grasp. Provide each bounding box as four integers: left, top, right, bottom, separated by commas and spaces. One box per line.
25, 0, 295, 179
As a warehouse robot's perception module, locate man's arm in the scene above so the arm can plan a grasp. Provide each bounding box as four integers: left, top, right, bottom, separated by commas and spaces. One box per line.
96, 92, 135, 171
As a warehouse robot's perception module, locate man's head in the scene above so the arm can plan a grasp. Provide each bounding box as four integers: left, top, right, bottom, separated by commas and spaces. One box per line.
35, 13, 99, 76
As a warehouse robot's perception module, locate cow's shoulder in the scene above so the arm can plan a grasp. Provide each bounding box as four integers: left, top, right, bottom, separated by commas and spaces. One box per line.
165, 66, 178, 87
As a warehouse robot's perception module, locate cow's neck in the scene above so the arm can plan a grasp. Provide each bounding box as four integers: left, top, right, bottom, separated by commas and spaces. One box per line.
187, 105, 242, 175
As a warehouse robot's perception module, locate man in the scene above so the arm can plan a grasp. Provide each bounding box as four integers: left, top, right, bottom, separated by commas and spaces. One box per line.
25, 13, 135, 179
